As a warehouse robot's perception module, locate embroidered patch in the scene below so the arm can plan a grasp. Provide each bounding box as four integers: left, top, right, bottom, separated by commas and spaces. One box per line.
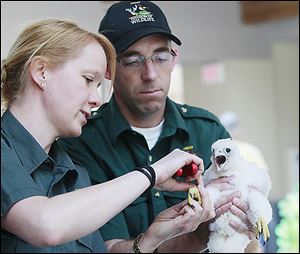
183, 145, 194, 152
126, 2, 155, 24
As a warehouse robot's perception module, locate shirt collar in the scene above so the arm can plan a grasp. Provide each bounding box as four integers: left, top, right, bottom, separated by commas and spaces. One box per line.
1, 110, 78, 174
164, 97, 189, 135
101, 96, 132, 144
103, 96, 189, 144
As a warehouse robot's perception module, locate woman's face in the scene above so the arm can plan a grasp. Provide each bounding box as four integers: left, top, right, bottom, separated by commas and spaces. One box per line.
44, 40, 107, 137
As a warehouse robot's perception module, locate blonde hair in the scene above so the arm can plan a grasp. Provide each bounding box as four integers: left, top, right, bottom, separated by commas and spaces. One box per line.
1, 19, 116, 115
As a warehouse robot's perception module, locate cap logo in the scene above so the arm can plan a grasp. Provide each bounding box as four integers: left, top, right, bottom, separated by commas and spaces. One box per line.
125, 2, 155, 24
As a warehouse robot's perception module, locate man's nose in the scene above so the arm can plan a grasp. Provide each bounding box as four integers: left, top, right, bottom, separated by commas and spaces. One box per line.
141, 59, 158, 81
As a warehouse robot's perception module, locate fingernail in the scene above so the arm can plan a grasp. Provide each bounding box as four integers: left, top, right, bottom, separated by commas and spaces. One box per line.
233, 192, 241, 197
233, 197, 240, 204
230, 205, 238, 213
229, 220, 237, 227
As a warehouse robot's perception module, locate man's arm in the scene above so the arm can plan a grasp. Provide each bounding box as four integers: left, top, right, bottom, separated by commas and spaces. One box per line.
104, 219, 211, 253
105, 187, 215, 253
229, 197, 262, 253
105, 239, 134, 253
157, 221, 211, 253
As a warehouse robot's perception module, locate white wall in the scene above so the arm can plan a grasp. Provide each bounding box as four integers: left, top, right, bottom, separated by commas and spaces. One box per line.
1, 1, 105, 58
183, 42, 299, 200
272, 43, 299, 197
2, 1, 298, 61
157, 1, 299, 64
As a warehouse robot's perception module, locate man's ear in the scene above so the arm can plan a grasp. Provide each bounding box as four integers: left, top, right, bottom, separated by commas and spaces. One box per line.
29, 57, 48, 90
171, 47, 179, 70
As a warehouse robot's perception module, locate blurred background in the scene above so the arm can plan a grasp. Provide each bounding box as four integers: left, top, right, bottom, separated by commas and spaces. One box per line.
1, 1, 299, 252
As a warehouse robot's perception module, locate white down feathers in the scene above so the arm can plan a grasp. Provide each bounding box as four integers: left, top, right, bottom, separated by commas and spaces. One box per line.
202, 138, 273, 253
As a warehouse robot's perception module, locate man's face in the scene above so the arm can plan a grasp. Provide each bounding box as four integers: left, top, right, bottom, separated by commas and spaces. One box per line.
113, 34, 176, 121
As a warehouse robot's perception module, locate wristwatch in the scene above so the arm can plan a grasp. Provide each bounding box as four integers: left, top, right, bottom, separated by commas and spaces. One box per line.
133, 233, 158, 253
133, 233, 144, 253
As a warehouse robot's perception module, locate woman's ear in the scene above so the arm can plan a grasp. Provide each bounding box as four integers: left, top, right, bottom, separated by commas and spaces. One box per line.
29, 57, 47, 90
104, 66, 111, 80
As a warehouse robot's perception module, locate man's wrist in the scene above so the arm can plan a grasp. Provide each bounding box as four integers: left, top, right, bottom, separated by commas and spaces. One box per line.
133, 233, 144, 253
133, 233, 158, 253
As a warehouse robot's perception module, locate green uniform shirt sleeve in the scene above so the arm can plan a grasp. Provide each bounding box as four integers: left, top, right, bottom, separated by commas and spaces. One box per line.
1, 138, 44, 216
1, 110, 108, 253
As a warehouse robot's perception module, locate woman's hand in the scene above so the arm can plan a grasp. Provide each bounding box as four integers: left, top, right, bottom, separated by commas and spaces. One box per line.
151, 149, 204, 192
140, 185, 215, 252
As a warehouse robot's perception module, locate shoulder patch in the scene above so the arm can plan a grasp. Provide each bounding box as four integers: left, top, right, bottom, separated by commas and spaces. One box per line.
176, 103, 221, 124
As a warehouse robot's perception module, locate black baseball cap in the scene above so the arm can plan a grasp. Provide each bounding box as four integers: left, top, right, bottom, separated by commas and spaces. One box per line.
98, 1, 181, 54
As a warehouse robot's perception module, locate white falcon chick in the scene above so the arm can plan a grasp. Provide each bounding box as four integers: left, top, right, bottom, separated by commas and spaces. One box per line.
202, 138, 273, 253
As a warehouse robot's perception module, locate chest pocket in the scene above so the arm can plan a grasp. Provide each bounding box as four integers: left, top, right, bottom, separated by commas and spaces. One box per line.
163, 190, 188, 207
124, 195, 149, 237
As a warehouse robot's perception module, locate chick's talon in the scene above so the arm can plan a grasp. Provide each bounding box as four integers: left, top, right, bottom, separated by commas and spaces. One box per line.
266, 225, 270, 241
188, 187, 202, 206
254, 220, 261, 240
256, 217, 270, 243
257, 219, 262, 234
262, 218, 270, 242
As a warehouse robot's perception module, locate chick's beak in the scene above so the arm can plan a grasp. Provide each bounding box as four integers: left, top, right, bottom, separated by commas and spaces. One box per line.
214, 152, 227, 171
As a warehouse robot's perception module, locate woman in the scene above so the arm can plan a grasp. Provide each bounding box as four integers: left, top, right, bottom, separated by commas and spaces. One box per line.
1, 19, 214, 253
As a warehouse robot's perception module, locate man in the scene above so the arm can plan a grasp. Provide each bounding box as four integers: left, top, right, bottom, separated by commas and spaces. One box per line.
60, 1, 258, 252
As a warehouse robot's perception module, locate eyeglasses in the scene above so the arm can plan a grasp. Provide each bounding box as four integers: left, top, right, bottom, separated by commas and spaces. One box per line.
116, 51, 176, 70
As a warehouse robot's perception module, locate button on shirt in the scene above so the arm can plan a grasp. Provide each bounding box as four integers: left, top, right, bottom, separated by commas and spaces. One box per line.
60, 96, 230, 241
1, 110, 107, 253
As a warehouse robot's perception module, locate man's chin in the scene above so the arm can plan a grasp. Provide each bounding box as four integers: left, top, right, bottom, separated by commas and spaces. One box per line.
139, 103, 162, 114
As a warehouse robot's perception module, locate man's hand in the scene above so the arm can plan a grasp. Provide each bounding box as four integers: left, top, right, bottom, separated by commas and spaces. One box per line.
142, 184, 215, 252
214, 193, 256, 241
229, 198, 256, 240
214, 191, 241, 217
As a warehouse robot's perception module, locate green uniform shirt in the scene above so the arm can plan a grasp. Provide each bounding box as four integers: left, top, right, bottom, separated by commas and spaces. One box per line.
60, 96, 230, 241
1, 110, 107, 253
